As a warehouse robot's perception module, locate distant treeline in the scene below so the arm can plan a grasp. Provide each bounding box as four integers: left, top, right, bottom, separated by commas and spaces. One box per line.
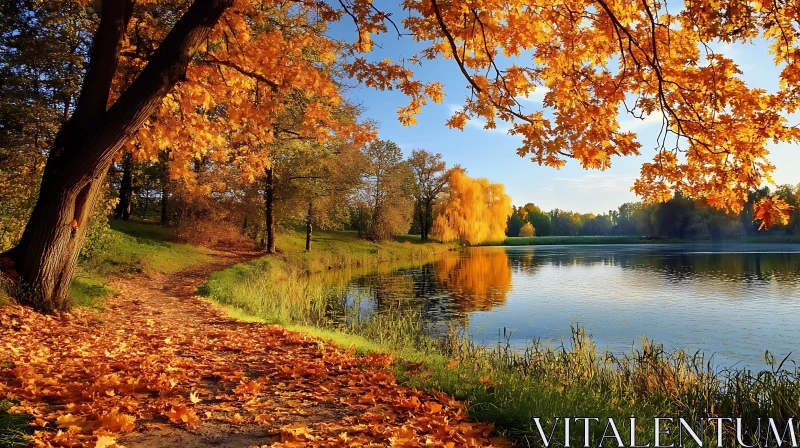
507, 185, 800, 238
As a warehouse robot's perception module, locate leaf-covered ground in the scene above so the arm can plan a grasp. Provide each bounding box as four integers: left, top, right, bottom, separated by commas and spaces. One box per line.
0, 250, 510, 447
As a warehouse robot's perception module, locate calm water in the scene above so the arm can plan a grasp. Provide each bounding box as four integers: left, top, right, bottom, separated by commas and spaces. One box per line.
342, 244, 800, 369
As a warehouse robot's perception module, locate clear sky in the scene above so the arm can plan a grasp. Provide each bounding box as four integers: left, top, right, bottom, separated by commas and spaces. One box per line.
330, 8, 799, 214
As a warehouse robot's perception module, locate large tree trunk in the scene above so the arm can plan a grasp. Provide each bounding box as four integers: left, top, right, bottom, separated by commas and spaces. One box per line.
114, 152, 133, 220
2, 0, 232, 312
264, 168, 275, 254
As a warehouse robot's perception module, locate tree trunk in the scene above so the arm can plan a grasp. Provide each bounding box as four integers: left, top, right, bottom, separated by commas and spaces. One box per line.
159, 150, 170, 225
114, 153, 133, 220
424, 199, 434, 242
264, 168, 275, 254
305, 200, 313, 252
416, 203, 425, 241
2, 0, 233, 312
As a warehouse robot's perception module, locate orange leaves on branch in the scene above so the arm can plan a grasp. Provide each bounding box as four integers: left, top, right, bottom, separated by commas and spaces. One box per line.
754, 196, 793, 230
400, 0, 800, 222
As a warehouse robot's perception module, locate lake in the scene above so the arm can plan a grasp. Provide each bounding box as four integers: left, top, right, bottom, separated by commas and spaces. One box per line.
341, 244, 800, 369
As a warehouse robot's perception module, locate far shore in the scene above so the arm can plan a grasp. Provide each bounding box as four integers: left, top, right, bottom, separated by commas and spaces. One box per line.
474, 234, 800, 246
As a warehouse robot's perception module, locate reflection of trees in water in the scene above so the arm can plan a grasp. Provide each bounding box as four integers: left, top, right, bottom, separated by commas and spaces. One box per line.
339, 248, 513, 329
506, 247, 800, 284
434, 247, 512, 312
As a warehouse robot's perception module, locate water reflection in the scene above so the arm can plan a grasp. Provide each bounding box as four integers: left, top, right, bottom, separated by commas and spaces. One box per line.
334, 244, 800, 368
434, 247, 511, 312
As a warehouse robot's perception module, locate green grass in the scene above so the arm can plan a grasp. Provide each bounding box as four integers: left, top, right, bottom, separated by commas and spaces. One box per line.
0, 398, 32, 448
493, 234, 800, 246
205, 229, 800, 446
69, 220, 212, 308
199, 229, 454, 325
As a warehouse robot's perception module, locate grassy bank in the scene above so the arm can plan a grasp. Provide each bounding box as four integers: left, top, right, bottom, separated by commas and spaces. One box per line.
490, 234, 800, 246
1, 220, 212, 310
204, 230, 800, 446
71, 220, 212, 307
199, 229, 454, 324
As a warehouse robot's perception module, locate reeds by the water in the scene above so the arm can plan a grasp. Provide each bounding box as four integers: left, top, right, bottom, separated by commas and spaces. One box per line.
200, 237, 800, 447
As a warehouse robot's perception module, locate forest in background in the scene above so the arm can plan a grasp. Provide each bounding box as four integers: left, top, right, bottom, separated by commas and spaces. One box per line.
507, 184, 800, 239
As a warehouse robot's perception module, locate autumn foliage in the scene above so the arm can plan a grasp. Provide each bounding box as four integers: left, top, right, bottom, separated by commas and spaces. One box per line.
518, 223, 535, 238
434, 248, 512, 312
0, 270, 509, 447
402, 0, 798, 224
433, 169, 511, 245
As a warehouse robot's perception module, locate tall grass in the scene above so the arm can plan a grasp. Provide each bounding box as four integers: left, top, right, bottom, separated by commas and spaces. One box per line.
199, 229, 454, 325
204, 229, 800, 447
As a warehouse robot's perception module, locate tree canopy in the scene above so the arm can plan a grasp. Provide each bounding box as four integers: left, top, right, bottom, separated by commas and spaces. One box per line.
3, 0, 800, 311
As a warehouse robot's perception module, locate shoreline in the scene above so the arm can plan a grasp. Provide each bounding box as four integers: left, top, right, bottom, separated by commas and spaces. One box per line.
200, 229, 800, 447
479, 235, 800, 246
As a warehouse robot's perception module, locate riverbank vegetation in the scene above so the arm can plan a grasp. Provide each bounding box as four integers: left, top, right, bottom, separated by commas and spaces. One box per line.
495, 234, 800, 246
198, 228, 454, 324
201, 229, 800, 446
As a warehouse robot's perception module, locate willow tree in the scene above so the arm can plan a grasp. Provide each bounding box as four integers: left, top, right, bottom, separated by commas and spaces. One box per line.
433, 168, 512, 244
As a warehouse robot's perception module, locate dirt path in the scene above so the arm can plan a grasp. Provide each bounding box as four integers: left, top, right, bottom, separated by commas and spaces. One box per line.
0, 248, 510, 447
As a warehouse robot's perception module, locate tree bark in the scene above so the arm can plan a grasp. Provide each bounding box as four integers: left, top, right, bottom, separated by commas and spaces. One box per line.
158, 150, 170, 225
417, 203, 426, 241
3, 0, 233, 312
114, 152, 133, 220
424, 199, 434, 242
305, 200, 313, 252
264, 168, 275, 254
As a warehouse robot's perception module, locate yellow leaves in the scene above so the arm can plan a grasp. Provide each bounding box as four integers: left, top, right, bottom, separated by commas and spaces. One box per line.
164, 405, 199, 426
93, 435, 119, 448
280, 423, 317, 443
433, 169, 512, 245
424, 82, 445, 103
56, 413, 90, 431
446, 111, 469, 130
754, 195, 793, 230
98, 412, 136, 432
189, 391, 202, 404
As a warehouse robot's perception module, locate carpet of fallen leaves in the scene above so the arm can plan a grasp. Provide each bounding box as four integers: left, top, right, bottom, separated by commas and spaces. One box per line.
0, 252, 511, 447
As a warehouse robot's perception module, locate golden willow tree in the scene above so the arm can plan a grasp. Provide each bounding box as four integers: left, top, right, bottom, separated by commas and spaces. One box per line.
433, 168, 512, 244
3, 0, 800, 312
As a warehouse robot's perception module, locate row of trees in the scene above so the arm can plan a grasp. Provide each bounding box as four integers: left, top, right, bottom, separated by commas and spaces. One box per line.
99, 140, 509, 249
508, 185, 800, 239
4, 0, 800, 312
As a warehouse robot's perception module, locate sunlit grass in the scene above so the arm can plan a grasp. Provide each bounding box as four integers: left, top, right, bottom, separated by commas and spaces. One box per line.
205, 230, 800, 446
199, 228, 454, 325
0, 398, 32, 448
69, 220, 212, 307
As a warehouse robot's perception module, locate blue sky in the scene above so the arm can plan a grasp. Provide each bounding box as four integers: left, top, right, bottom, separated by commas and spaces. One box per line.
330, 9, 800, 214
